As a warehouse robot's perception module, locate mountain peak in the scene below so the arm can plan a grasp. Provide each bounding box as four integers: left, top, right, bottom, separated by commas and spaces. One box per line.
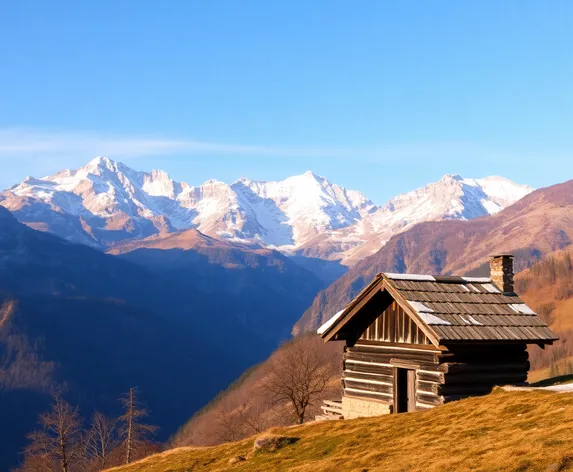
303, 170, 320, 178
149, 168, 172, 180
81, 156, 123, 174
86, 156, 114, 166
440, 173, 463, 182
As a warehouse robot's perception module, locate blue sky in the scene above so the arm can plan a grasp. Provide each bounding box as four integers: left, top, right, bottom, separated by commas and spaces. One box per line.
0, 1, 571, 203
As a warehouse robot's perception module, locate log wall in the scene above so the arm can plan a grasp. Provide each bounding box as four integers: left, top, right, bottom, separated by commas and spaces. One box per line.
342, 340, 530, 412
342, 341, 441, 411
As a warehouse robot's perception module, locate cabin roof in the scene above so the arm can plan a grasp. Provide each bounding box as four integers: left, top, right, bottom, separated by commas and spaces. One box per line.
318, 273, 558, 346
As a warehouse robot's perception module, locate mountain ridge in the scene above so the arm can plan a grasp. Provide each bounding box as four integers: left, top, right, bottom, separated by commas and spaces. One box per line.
1, 158, 533, 267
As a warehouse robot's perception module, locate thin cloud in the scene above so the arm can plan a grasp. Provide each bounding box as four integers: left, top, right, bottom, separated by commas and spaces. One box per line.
0, 127, 344, 160
0, 127, 561, 166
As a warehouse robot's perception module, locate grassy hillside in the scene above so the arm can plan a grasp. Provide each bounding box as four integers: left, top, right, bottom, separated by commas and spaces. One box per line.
109, 389, 573, 472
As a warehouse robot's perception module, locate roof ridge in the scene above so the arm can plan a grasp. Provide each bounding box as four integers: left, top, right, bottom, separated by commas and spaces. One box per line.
383, 273, 492, 284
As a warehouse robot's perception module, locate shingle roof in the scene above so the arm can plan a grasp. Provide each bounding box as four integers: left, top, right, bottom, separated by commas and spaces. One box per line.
383, 273, 557, 343
318, 272, 558, 345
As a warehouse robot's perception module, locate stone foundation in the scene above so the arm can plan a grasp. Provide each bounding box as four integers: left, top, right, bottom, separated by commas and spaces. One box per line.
341, 396, 391, 419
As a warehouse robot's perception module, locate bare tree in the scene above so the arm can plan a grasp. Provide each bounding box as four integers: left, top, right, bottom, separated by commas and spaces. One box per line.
18, 430, 56, 472
84, 412, 117, 471
210, 401, 268, 443
259, 335, 338, 424
17, 392, 83, 472
118, 387, 157, 464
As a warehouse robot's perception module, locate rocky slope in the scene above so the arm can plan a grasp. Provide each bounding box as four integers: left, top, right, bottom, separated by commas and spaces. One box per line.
294, 179, 573, 335
1, 157, 532, 266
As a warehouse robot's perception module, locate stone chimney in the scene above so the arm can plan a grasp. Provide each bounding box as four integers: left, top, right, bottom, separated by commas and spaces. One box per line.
490, 254, 515, 293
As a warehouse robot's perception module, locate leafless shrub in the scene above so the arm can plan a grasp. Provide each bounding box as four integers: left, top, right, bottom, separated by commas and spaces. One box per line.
16, 387, 159, 471
173, 335, 343, 447
84, 412, 118, 471
259, 335, 339, 424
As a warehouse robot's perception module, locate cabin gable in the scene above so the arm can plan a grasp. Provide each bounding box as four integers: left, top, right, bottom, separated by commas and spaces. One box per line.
359, 299, 432, 345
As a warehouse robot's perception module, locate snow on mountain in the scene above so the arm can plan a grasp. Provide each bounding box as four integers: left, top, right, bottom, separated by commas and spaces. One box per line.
296, 174, 534, 265
0, 157, 375, 250
233, 171, 376, 247
0, 158, 533, 265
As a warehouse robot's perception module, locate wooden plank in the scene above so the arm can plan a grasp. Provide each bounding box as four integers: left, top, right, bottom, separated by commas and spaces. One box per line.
347, 347, 439, 363
352, 340, 442, 353
344, 379, 393, 393
392, 367, 399, 413
344, 363, 394, 376
417, 371, 445, 383
343, 371, 394, 383
407, 369, 417, 412
416, 380, 441, 394
416, 392, 444, 405
383, 281, 442, 348
344, 388, 393, 400
346, 351, 437, 365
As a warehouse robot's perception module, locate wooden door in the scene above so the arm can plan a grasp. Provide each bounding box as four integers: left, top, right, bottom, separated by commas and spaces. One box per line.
394, 367, 417, 413
407, 369, 417, 412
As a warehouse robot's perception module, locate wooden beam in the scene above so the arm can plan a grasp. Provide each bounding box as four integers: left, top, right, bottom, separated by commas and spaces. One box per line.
323, 276, 384, 343
354, 340, 444, 352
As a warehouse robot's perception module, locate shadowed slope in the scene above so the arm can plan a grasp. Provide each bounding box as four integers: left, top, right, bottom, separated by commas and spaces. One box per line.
0, 207, 272, 470
110, 228, 324, 341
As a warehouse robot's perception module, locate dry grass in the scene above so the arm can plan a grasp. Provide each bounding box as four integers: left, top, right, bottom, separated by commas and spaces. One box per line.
529, 357, 573, 383
108, 389, 573, 472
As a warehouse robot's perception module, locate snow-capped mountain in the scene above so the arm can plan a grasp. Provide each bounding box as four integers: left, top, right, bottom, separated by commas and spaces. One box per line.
0, 157, 533, 265
0, 157, 375, 250
297, 174, 533, 265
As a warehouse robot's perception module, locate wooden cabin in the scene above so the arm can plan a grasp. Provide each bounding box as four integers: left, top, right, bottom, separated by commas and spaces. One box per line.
317, 255, 558, 419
